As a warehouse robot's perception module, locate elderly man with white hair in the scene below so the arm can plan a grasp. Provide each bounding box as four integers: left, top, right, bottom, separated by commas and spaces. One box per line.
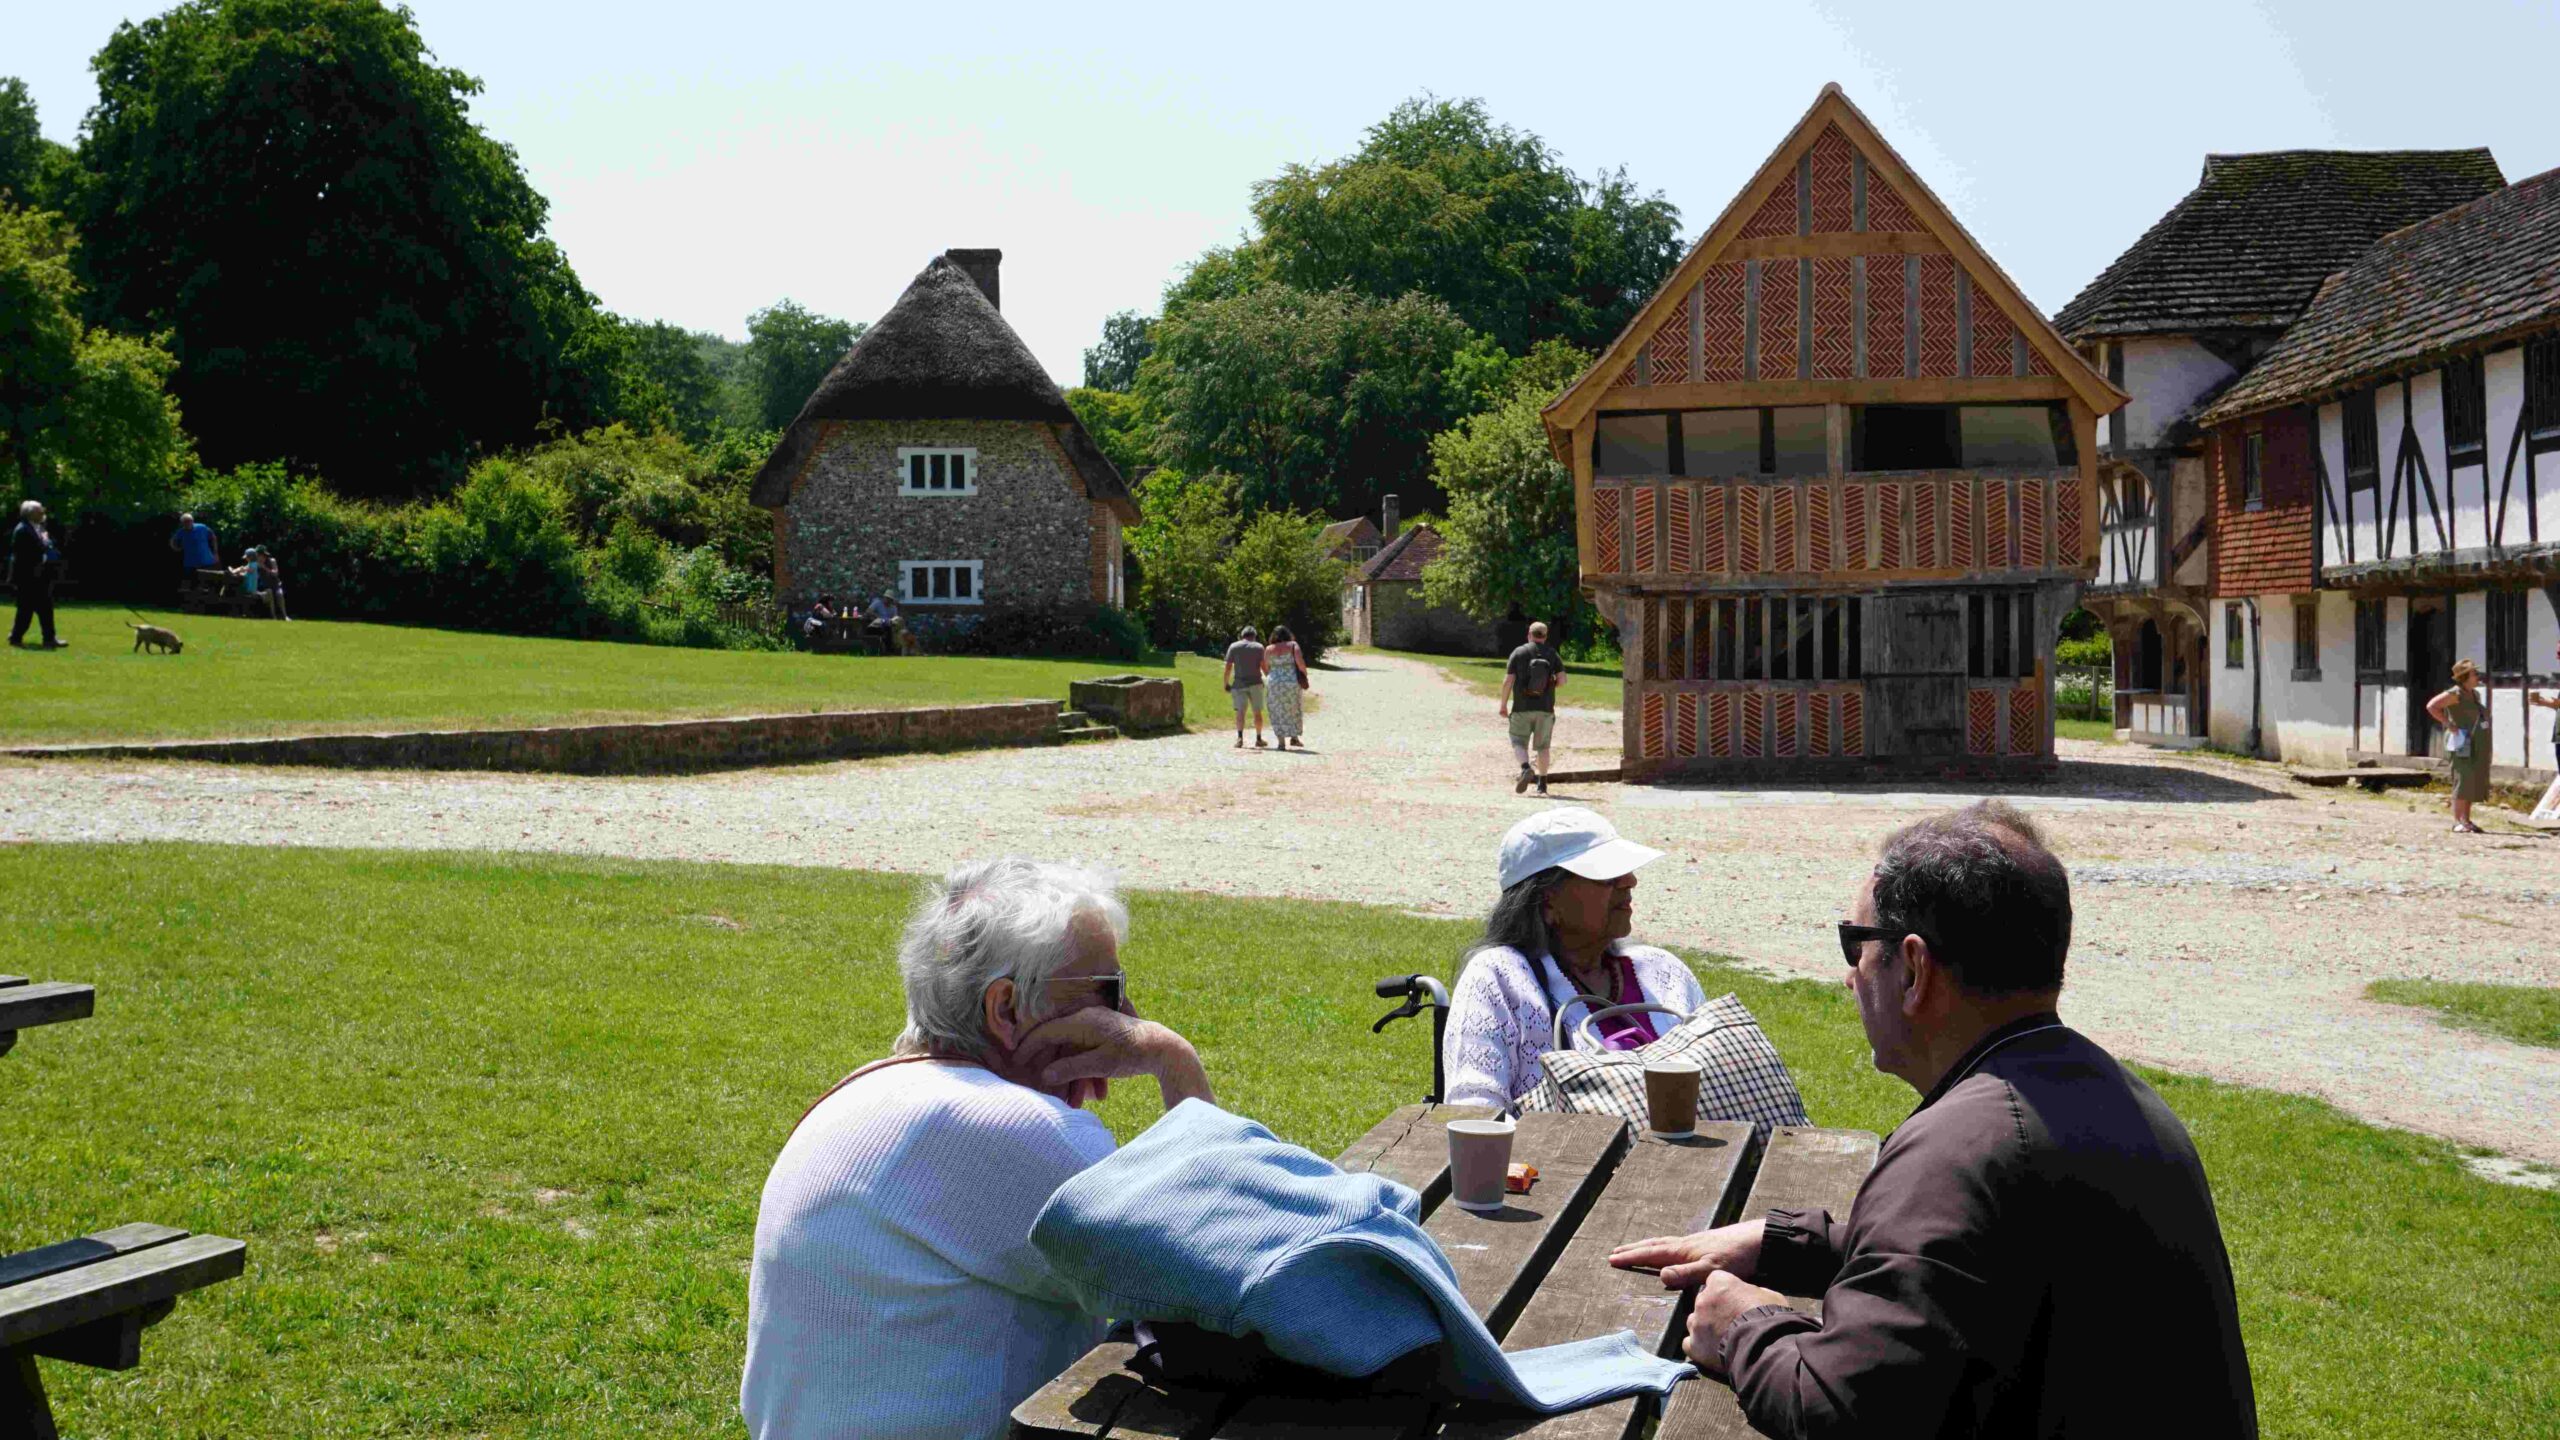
741, 857, 1214, 1440
9, 499, 66, 650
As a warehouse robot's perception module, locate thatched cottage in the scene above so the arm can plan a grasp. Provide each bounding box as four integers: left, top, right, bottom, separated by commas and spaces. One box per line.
749, 250, 1139, 634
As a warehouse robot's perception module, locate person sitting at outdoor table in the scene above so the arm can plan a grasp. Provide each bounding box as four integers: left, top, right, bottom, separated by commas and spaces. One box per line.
800, 593, 837, 644
1441, 806, 1707, 1110
259, 548, 291, 621
740, 857, 1215, 1440
1608, 801, 2255, 1438
865, 590, 906, 652
170, 511, 220, 574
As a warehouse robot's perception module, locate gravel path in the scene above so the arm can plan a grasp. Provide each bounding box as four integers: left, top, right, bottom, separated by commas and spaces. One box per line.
6, 652, 2556, 1170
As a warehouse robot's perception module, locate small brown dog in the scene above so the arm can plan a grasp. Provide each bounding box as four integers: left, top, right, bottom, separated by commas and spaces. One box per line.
128, 622, 184, 655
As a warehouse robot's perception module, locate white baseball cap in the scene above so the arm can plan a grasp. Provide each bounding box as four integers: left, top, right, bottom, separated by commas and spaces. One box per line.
1496, 807, 1665, 892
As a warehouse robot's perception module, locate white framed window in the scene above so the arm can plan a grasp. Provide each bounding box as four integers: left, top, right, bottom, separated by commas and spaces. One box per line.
900, 560, 984, 606
897, 447, 979, 496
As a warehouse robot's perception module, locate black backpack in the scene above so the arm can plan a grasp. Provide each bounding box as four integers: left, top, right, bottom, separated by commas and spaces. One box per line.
1520, 651, 1556, 698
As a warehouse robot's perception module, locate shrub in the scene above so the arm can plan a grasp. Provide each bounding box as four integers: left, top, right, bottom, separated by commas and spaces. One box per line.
934, 603, 1154, 662
1219, 510, 1345, 661
2056, 635, 2113, 670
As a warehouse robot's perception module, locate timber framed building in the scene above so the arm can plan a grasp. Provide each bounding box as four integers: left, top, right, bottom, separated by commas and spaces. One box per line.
2192, 167, 2560, 777
2054, 150, 2504, 747
1542, 86, 2125, 781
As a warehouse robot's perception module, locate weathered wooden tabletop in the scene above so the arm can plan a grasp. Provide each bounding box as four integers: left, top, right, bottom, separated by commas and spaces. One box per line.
1010, 1105, 1879, 1440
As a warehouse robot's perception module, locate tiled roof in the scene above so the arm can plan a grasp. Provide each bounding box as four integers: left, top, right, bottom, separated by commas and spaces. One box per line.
2055, 150, 2505, 340
2198, 167, 2560, 425
1361, 525, 1443, 583
1319, 516, 1378, 553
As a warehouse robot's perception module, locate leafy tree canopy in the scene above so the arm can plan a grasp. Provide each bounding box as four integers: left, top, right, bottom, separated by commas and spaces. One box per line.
0, 204, 191, 523
1081, 309, 1155, 391
1140, 283, 1474, 521
1251, 96, 1682, 354
72, 0, 597, 497
1065, 386, 1155, 480
1420, 346, 1598, 645
0, 79, 75, 212
744, 299, 862, 431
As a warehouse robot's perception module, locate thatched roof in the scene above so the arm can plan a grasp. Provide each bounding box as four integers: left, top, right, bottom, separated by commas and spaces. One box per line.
749, 256, 1137, 520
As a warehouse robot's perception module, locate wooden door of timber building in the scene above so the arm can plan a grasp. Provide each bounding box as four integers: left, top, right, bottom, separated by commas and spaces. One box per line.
1540, 85, 2126, 781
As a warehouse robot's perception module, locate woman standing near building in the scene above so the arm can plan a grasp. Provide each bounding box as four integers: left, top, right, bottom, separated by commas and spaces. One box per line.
1263, 625, 1310, 750
2426, 659, 2490, 833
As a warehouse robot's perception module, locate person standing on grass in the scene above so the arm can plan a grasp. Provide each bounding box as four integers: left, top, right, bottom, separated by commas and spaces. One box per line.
1263, 624, 1311, 749
1223, 624, 1268, 748
8, 499, 65, 650
170, 511, 220, 576
2427, 659, 2490, 834
1609, 801, 2255, 1439
1499, 620, 1564, 794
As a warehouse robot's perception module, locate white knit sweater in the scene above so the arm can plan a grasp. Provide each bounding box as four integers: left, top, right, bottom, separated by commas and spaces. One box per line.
741, 1060, 1118, 1440
1441, 944, 1708, 1109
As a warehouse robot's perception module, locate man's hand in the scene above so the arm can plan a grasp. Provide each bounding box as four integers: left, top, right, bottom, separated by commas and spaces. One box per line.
1012, 1007, 1214, 1110
1682, 1271, 1789, 1375
1498, 703, 1510, 718
1609, 1218, 1764, 1289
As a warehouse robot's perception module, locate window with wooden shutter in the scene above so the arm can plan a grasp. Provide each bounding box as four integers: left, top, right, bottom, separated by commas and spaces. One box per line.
2488, 590, 2527, 677
2529, 336, 2560, 448
2354, 600, 2385, 672
2292, 601, 2319, 680
2443, 354, 2486, 466
2240, 431, 2264, 508
2224, 603, 2244, 669
2342, 391, 2379, 492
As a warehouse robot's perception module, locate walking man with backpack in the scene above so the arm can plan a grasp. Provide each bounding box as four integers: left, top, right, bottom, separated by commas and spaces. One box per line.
1499, 621, 1564, 794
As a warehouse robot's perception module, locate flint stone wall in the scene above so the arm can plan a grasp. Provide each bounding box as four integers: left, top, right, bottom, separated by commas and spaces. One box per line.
778, 418, 1100, 631
1371, 581, 1504, 656
7, 702, 1063, 775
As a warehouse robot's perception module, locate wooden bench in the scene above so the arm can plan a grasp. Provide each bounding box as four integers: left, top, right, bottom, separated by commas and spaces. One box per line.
1, 977, 249, 1439
178, 568, 271, 618
1009, 1105, 1880, 1440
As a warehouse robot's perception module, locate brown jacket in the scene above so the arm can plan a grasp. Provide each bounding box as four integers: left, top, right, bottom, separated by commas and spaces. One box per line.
1725, 1016, 2255, 1438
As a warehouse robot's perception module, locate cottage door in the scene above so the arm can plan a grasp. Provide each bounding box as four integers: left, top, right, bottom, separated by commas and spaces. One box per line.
1865, 593, 1969, 759
2407, 599, 2450, 756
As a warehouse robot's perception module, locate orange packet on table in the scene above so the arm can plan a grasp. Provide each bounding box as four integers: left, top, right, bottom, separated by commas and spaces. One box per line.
1506, 1162, 1538, 1194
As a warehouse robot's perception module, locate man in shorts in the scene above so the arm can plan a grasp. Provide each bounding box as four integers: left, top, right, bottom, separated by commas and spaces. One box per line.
1499, 620, 1565, 793
1223, 625, 1268, 748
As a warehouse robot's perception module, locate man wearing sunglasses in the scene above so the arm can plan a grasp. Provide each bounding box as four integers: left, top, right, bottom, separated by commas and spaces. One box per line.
1611, 800, 2254, 1438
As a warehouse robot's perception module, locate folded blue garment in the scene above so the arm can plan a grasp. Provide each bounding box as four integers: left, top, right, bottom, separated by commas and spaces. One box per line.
1030, 1100, 1693, 1413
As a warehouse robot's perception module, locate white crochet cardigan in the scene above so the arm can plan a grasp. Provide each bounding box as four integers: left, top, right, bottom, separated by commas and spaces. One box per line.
1440, 944, 1708, 1109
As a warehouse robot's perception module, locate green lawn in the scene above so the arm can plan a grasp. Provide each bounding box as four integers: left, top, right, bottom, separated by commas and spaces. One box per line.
2367, 979, 2560, 1049
1371, 646, 1627, 712
2, 844, 2552, 1436
1, 603, 1229, 743
2056, 716, 2118, 744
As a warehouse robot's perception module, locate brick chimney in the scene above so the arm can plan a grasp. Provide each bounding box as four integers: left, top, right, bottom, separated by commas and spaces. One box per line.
946, 248, 1002, 311
1380, 494, 1401, 544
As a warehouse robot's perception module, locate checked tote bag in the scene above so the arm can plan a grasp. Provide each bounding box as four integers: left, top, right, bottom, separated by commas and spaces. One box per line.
1520, 993, 1810, 1142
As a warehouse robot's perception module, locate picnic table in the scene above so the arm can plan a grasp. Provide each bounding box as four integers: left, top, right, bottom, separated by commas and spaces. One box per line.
1, 975, 247, 1440
1011, 1104, 1879, 1440
178, 567, 269, 618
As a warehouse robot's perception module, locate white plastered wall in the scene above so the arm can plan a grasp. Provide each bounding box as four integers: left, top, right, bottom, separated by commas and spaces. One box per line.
2208, 597, 2253, 751
2121, 338, 2237, 452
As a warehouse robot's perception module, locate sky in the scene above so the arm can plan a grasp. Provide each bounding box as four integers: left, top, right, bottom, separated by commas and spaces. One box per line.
19, 0, 2560, 386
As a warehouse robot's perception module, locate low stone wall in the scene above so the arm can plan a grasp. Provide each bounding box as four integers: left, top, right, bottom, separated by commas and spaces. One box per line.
6, 701, 1064, 776
1069, 675, 1184, 732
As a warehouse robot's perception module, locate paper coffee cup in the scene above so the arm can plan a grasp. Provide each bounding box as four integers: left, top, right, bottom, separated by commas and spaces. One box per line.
1645, 1061, 1703, 1137
1446, 1118, 1516, 1212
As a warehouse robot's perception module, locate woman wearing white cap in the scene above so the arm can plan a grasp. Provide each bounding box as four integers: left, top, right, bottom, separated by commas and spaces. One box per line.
1442, 807, 1707, 1109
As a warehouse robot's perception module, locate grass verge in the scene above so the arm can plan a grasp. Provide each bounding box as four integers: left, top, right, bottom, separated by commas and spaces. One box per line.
1, 843, 2551, 1436
1366, 646, 1626, 712
2366, 979, 2560, 1048
2055, 717, 2117, 744
1, 604, 1230, 743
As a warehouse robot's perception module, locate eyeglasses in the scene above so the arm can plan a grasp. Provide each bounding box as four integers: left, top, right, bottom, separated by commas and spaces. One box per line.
1051, 973, 1128, 1013
1835, 923, 1905, 968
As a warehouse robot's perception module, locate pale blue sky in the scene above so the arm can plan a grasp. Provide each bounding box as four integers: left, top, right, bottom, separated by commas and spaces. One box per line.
21, 1, 2560, 384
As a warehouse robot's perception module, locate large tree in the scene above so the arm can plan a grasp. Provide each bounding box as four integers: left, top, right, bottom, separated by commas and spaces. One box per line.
72, 0, 596, 495
744, 300, 862, 430
0, 80, 74, 212
1081, 309, 1154, 392
1140, 283, 1473, 519
1420, 354, 1598, 645
1250, 96, 1682, 354
0, 205, 191, 522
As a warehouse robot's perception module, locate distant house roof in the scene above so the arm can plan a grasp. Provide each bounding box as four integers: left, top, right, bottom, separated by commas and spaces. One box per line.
1320, 516, 1380, 559
1362, 525, 1444, 583
2054, 150, 2505, 341
750, 256, 1137, 520
2198, 167, 2560, 425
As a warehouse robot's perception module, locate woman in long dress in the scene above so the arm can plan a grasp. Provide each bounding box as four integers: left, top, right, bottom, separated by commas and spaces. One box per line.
1262, 625, 1311, 749
2425, 658, 2490, 833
